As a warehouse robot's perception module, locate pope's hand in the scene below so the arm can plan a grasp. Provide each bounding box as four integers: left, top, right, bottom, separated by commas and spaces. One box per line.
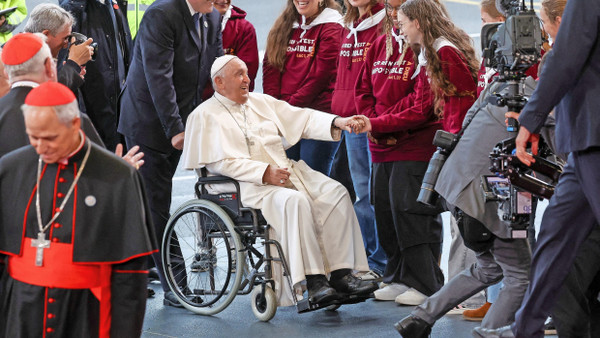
262, 164, 291, 186
349, 115, 371, 133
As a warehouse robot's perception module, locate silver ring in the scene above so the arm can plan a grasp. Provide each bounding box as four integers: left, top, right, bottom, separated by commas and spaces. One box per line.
279, 179, 285, 184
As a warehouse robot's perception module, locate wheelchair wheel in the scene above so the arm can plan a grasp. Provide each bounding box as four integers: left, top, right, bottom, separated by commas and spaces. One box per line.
162, 199, 244, 315
250, 285, 277, 322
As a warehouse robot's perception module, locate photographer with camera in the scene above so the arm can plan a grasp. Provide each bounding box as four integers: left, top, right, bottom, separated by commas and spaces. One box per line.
394, 57, 537, 338
478, 0, 600, 337
23, 4, 95, 95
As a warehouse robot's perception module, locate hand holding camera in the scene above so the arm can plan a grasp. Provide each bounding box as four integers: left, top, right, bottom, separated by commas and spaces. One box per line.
67, 32, 98, 67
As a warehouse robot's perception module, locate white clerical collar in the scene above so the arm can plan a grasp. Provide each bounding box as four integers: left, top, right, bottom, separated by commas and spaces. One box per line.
293, 8, 343, 39
185, 0, 201, 18
11, 81, 40, 89
58, 130, 86, 165
221, 6, 232, 32
214, 92, 247, 110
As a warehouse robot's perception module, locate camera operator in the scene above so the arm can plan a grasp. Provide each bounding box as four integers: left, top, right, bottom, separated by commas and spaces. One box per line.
479, 1, 600, 337
394, 65, 537, 338
23, 4, 94, 95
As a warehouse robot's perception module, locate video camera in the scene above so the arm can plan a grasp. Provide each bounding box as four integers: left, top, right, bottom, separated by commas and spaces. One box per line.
68, 32, 98, 62
482, 0, 543, 132
485, 137, 563, 237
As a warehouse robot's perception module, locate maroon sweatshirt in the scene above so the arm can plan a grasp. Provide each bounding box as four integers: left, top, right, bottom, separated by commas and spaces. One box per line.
223, 6, 259, 91
355, 34, 439, 163
331, 3, 385, 117
263, 12, 343, 113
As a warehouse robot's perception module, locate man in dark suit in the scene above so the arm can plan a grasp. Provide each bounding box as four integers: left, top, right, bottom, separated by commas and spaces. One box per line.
118, 0, 223, 307
479, 1, 600, 337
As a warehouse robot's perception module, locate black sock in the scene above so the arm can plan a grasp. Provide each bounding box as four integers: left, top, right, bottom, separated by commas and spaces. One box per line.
330, 269, 351, 281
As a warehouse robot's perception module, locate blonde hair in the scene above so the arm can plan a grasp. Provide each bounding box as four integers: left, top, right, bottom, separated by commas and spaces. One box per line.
265, 0, 341, 72
400, 0, 479, 117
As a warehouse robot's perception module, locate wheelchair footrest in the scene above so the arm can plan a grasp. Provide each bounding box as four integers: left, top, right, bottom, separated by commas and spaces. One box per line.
296, 293, 372, 313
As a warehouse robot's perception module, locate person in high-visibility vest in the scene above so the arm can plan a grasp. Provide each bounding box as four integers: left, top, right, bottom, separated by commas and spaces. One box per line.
127, 0, 155, 38
0, 0, 27, 44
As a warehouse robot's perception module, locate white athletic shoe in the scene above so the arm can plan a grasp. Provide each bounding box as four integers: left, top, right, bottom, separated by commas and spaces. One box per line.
395, 288, 427, 305
374, 283, 410, 301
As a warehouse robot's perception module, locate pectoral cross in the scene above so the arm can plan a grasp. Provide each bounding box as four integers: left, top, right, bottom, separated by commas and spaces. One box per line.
31, 232, 50, 267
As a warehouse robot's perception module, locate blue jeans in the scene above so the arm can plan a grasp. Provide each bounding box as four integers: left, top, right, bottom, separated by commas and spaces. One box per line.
344, 131, 387, 274
286, 138, 339, 175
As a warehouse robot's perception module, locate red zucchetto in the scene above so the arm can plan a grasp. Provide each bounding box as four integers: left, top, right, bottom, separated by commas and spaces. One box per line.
1, 33, 44, 66
25, 82, 76, 106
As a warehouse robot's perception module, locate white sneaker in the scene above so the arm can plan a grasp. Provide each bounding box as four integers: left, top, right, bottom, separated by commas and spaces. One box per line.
395, 288, 427, 305
374, 283, 410, 301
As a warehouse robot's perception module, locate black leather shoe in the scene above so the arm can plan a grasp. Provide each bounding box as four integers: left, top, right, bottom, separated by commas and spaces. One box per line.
163, 291, 184, 308
147, 288, 155, 298
329, 273, 379, 296
394, 315, 432, 337
307, 275, 340, 304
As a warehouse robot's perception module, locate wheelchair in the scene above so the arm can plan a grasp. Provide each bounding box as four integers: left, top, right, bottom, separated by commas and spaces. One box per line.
161, 170, 371, 321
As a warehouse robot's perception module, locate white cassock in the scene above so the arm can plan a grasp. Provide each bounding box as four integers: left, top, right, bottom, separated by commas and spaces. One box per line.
182, 92, 369, 306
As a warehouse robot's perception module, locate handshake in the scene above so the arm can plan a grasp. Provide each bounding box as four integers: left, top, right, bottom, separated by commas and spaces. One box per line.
333, 115, 372, 134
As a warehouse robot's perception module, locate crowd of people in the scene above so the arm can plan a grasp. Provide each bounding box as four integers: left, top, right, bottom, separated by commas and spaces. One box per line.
0, 0, 598, 337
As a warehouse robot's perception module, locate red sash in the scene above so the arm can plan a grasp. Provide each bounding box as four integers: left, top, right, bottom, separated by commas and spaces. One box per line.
8, 238, 112, 338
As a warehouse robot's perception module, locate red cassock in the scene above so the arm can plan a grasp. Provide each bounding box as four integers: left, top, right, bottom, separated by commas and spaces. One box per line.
0, 140, 157, 337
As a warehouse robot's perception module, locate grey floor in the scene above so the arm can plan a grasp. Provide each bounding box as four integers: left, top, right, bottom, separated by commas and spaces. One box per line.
142, 282, 485, 338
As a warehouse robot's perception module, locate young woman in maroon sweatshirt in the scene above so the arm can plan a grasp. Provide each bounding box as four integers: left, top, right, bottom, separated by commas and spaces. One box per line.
331, 0, 387, 279
353, 0, 478, 305
263, 0, 343, 175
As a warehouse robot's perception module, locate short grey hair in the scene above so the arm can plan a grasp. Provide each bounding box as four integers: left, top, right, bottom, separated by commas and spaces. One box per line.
24, 3, 75, 35
4, 34, 52, 80
211, 66, 228, 90
22, 100, 81, 126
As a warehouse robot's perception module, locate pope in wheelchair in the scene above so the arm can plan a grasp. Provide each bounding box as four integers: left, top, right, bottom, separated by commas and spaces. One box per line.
180, 55, 378, 314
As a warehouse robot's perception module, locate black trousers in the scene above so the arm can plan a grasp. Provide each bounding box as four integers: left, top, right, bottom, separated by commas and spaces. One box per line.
126, 137, 183, 292
553, 222, 600, 338
513, 149, 600, 337
373, 160, 444, 296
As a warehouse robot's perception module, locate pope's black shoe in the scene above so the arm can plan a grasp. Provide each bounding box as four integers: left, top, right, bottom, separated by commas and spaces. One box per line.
329, 273, 379, 296
394, 315, 432, 337
163, 291, 184, 308
306, 274, 340, 304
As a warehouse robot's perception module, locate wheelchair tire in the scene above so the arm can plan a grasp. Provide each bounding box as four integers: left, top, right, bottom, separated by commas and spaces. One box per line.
250, 285, 277, 322
162, 199, 244, 315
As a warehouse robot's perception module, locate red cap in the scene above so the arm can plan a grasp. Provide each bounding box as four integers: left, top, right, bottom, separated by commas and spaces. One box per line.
25, 82, 76, 106
1, 33, 44, 66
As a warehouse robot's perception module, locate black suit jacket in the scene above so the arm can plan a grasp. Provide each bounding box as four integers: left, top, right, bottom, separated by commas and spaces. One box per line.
0, 86, 104, 158
118, 0, 223, 152
519, 0, 600, 153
